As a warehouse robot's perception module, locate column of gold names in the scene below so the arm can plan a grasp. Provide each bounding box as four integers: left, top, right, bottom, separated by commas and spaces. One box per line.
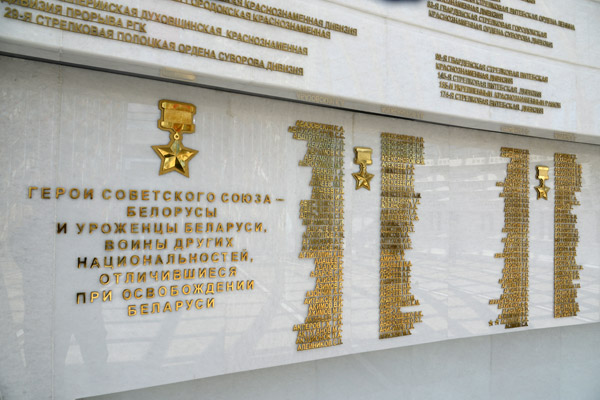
554, 153, 582, 318
489, 147, 529, 329
289, 120, 344, 351
379, 133, 424, 339
26, 187, 276, 316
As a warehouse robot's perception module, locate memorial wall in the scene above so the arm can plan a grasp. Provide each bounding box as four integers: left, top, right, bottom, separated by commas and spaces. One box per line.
0, 0, 599, 399
1, 0, 599, 141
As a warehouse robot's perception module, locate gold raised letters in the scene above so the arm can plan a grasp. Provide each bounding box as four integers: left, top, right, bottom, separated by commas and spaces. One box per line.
289, 120, 345, 351
554, 153, 582, 318
379, 133, 424, 339
489, 147, 529, 329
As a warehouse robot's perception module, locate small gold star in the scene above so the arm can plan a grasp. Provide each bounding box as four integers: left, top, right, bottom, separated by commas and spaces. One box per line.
535, 184, 550, 200
152, 138, 198, 177
352, 169, 374, 190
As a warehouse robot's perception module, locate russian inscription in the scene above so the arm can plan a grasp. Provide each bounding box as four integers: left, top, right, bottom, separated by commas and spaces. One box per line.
490, 147, 529, 328
289, 120, 345, 351
436, 54, 561, 114
28, 186, 278, 316
427, 0, 575, 48
379, 133, 424, 339
2, 0, 358, 76
554, 153, 582, 318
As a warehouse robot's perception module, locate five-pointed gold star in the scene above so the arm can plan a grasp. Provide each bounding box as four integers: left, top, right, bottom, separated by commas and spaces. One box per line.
535, 184, 550, 200
152, 138, 198, 177
352, 169, 374, 190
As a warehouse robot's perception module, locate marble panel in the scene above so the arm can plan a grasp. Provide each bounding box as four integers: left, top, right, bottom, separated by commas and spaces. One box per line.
0, 55, 599, 399
0, 0, 598, 140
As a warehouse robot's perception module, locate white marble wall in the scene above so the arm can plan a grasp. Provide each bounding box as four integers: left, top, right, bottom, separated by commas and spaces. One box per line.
87, 322, 600, 400
0, 0, 598, 141
0, 56, 599, 399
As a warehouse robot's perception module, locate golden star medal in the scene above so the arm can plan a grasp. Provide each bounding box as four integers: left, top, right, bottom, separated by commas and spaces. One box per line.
152, 100, 198, 178
534, 165, 550, 200
352, 146, 374, 190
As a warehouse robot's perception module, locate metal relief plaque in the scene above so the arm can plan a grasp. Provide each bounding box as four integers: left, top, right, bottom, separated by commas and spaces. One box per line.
289, 120, 345, 351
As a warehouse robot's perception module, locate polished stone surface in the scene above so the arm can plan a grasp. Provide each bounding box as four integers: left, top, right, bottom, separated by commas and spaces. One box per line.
0, 0, 598, 141
0, 56, 599, 399
87, 323, 600, 400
